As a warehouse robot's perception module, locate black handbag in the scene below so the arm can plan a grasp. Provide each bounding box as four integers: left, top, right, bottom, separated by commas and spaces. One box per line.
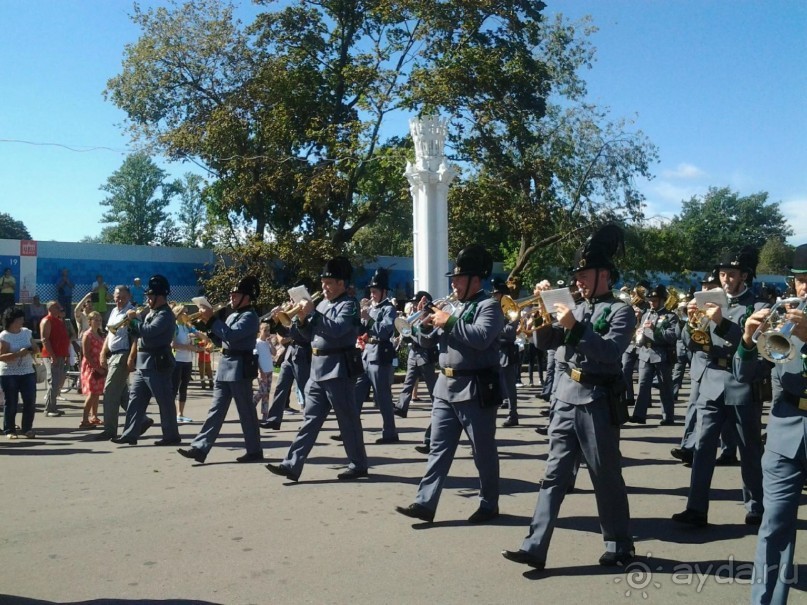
345, 348, 364, 378
475, 367, 502, 409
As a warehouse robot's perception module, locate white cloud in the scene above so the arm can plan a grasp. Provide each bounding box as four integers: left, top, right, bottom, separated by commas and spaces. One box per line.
780, 198, 807, 244
661, 163, 707, 180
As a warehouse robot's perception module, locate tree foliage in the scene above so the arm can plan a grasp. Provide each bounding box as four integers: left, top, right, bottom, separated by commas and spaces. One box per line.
0, 213, 31, 240
97, 152, 175, 246
757, 237, 794, 275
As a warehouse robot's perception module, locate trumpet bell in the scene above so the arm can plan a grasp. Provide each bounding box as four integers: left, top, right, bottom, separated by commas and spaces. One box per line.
757, 331, 797, 363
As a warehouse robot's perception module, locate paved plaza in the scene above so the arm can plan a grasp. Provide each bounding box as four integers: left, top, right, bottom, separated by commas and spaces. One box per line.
1, 376, 805, 604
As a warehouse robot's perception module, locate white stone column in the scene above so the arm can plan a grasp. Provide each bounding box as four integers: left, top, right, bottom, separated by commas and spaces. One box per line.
405, 116, 457, 298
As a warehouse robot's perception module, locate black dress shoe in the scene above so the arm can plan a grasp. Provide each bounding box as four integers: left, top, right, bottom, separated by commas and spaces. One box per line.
138, 417, 155, 437
502, 418, 519, 428
260, 421, 281, 430
337, 467, 368, 480
86, 433, 113, 442
745, 512, 763, 526
393, 408, 407, 419
715, 454, 739, 466
538, 408, 550, 417
375, 436, 400, 444
468, 506, 499, 524
265, 463, 299, 482
628, 415, 646, 425
670, 447, 694, 464
501, 549, 545, 569
111, 436, 137, 445
414, 444, 430, 454
659, 418, 677, 426
330, 434, 343, 442
671, 508, 708, 527
236, 452, 265, 463
177, 447, 207, 463
534, 426, 549, 436
395, 503, 434, 523
154, 438, 182, 446
598, 551, 635, 566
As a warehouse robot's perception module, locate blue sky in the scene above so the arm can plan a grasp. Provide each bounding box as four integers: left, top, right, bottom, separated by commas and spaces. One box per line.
1, 0, 805, 244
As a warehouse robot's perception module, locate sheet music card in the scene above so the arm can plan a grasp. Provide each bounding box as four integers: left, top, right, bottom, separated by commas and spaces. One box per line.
539, 288, 577, 314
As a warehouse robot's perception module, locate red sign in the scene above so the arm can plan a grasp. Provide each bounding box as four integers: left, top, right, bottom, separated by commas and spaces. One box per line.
20, 240, 37, 256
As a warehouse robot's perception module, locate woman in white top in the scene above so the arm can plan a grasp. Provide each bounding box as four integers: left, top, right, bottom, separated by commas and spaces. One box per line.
172, 304, 205, 423
254, 322, 275, 422
0, 307, 40, 438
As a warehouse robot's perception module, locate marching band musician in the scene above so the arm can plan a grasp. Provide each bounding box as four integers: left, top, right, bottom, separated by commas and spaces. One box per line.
178, 276, 263, 464
354, 268, 400, 444
629, 284, 679, 425
266, 256, 369, 482
621, 280, 650, 408
394, 290, 439, 455
735, 244, 807, 605
491, 278, 521, 428
395, 244, 504, 524
672, 245, 765, 527
113, 275, 181, 447
503, 224, 634, 570
260, 292, 311, 430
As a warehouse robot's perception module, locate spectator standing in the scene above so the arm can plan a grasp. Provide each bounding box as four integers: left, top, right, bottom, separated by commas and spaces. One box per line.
25, 295, 47, 338
91, 275, 109, 318
0, 307, 39, 438
73, 293, 93, 337
56, 269, 74, 320
172, 304, 200, 424
254, 322, 275, 422
79, 311, 106, 428
0, 268, 16, 315
39, 301, 70, 417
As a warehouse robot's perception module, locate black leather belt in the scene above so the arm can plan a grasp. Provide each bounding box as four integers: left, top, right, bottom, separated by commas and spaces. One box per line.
564, 368, 620, 387
312, 346, 355, 356
108, 349, 128, 356
366, 338, 384, 345
221, 348, 253, 356
781, 391, 807, 411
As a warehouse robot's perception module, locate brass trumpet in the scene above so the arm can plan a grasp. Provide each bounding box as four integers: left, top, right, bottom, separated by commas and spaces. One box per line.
107, 306, 147, 335
271, 292, 323, 328
500, 293, 545, 323
688, 308, 711, 346
394, 294, 458, 337
187, 302, 229, 322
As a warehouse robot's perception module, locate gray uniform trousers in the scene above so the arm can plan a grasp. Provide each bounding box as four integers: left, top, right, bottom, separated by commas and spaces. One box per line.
355, 361, 397, 439
191, 379, 262, 456
540, 349, 555, 401
99, 352, 132, 438
396, 357, 437, 414
632, 360, 675, 421
265, 357, 310, 425
621, 348, 638, 404
119, 369, 180, 442
43, 356, 66, 413
687, 395, 763, 514
520, 398, 632, 560
281, 376, 368, 476
414, 396, 499, 514
499, 362, 520, 422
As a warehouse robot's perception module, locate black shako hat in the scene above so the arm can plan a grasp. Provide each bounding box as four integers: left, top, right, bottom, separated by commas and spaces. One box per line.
569, 224, 625, 282
320, 256, 352, 282
146, 274, 170, 296
715, 245, 759, 281
411, 290, 432, 303
447, 244, 493, 279
647, 284, 668, 300
491, 277, 510, 296
232, 275, 260, 300
788, 244, 807, 274
700, 270, 720, 286
367, 267, 390, 290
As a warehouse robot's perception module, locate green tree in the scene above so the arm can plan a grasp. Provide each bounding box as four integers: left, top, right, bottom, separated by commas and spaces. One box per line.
175, 173, 207, 247
669, 187, 793, 272
0, 212, 31, 240
757, 237, 794, 275
98, 152, 175, 245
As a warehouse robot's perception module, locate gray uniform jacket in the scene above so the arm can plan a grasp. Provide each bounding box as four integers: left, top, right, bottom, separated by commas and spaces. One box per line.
291, 293, 360, 382
535, 294, 633, 406
498, 318, 520, 367
404, 333, 438, 366
210, 308, 259, 382
131, 304, 176, 371
735, 338, 807, 458
636, 308, 679, 364
360, 299, 396, 365
691, 289, 766, 406
412, 290, 504, 403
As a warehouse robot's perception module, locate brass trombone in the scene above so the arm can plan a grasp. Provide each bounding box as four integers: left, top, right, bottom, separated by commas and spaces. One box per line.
107, 306, 147, 335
